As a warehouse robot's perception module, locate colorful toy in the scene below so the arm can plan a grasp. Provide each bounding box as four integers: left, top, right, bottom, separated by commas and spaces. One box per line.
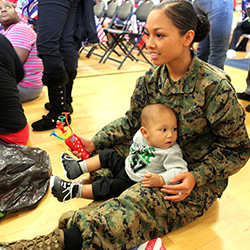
50, 112, 90, 160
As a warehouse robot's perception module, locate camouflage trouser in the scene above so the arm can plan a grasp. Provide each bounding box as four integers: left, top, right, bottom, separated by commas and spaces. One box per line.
66, 144, 220, 249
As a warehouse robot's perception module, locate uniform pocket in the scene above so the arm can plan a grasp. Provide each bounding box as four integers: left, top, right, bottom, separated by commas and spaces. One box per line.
177, 108, 207, 139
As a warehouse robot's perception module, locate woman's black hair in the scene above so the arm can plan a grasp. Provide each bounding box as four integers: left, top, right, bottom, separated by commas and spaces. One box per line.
152, 0, 210, 46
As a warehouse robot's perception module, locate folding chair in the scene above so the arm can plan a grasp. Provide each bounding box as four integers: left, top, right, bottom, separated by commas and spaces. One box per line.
94, 0, 105, 18
116, 0, 154, 69
99, 0, 134, 65
84, 0, 119, 59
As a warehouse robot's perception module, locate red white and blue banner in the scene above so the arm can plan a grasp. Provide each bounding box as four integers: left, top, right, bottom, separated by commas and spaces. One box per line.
130, 238, 167, 250
20, 0, 38, 19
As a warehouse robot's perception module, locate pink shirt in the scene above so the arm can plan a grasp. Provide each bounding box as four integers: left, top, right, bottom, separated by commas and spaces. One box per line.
2, 22, 43, 89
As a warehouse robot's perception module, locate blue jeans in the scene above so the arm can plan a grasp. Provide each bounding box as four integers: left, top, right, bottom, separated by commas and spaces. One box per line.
36, 0, 80, 74
192, 0, 234, 70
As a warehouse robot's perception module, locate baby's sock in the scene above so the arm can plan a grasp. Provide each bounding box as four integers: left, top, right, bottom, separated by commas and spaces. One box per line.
79, 160, 88, 173
75, 184, 83, 198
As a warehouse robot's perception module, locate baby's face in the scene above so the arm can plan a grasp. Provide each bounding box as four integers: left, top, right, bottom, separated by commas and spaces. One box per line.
145, 110, 178, 149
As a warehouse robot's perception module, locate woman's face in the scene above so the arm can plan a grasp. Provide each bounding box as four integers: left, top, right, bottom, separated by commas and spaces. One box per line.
0, 0, 19, 29
145, 9, 187, 66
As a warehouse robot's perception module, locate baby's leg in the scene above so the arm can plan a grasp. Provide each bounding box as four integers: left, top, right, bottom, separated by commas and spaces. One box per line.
85, 154, 102, 172
61, 153, 101, 180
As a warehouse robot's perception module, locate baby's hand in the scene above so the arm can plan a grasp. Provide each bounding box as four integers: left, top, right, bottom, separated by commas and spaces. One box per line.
141, 171, 165, 187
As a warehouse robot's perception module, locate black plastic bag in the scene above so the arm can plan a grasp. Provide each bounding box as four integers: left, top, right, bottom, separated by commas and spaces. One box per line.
0, 140, 51, 216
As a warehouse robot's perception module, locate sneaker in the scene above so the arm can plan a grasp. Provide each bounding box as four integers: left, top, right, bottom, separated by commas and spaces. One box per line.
237, 92, 250, 101
226, 49, 236, 59
61, 153, 83, 180
0, 228, 64, 250
50, 176, 79, 203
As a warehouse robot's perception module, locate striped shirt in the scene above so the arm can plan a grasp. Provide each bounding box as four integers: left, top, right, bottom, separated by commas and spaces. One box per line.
2, 22, 43, 89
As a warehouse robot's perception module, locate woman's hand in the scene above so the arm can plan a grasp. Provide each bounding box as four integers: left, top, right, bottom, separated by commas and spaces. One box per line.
69, 135, 96, 159
160, 172, 196, 202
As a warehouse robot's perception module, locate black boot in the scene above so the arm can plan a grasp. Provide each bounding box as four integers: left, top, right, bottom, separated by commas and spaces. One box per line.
32, 71, 71, 131
44, 70, 76, 114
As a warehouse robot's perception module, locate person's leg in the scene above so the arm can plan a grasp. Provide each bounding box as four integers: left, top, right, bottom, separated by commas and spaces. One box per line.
31, 71, 69, 131
245, 62, 250, 95
193, 0, 233, 69
227, 25, 244, 58
90, 150, 135, 200
67, 181, 219, 249
32, 0, 77, 131
91, 176, 135, 200
64, 226, 82, 250
58, 0, 79, 73
36, 0, 76, 73
227, 21, 250, 57
229, 23, 246, 50
235, 37, 249, 51
42, 0, 80, 115
0, 228, 65, 250
50, 175, 86, 202
192, 0, 210, 62
50, 173, 133, 201
62, 149, 128, 181
240, 60, 250, 112
61, 152, 101, 180
17, 85, 43, 103
59, 0, 80, 109
206, 0, 233, 69
44, 70, 75, 114
56, 150, 133, 200
237, 59, 250, 102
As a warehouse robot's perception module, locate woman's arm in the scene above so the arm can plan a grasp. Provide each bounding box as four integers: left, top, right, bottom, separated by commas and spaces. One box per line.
14, 46, 29, 64
5, 23, 33, 64
191, 80, 250, 187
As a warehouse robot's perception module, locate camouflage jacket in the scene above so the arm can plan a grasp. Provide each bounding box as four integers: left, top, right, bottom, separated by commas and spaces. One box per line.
93, 50, 250, 195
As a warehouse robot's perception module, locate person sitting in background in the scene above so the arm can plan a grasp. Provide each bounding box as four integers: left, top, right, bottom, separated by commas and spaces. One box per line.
227, 6, 250, 58
236, 61, 250, 112
0, 33, 29, 145
0, 0, 43, 103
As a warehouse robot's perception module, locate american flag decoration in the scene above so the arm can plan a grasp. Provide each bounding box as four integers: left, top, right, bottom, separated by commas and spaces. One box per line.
21, 0, 38, 19
94, 15, 108, 43
130, 237, 167, 250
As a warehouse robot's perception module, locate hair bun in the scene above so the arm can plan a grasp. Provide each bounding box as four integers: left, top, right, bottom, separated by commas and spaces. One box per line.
194, 14, 210, 43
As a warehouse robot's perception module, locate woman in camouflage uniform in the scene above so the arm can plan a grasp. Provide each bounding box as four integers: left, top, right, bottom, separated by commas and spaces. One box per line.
1, 0, 250, 249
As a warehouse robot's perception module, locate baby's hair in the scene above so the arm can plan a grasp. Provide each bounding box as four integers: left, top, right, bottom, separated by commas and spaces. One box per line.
152, 0, 210, 46
140, 103, 176, 127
